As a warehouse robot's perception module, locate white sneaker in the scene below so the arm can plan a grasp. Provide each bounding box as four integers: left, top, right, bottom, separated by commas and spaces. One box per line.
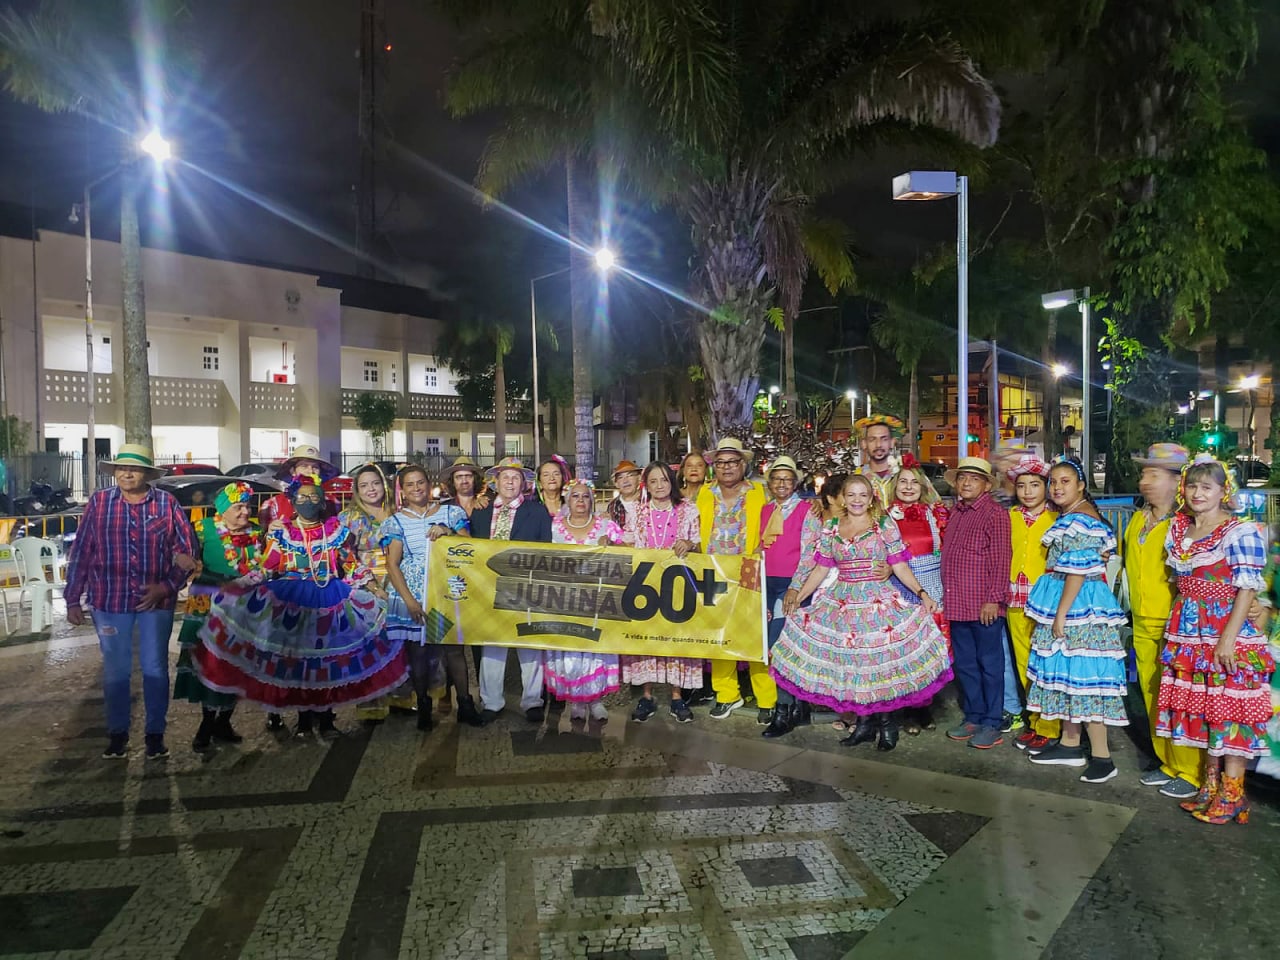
589, 701, 610, 723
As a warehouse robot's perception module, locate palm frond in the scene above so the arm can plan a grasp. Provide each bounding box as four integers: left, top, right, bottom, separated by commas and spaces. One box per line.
474, 112, 589, 197
800, 216, 856, 296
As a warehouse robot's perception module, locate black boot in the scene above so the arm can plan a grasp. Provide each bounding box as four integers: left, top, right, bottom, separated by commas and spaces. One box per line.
791, 701, 812, 727
840, 713, 878, 747
761, 703, 795, 739
417, 699, 434, 732
192, 708, 216, 752
210, 709, 242, 744
455, 695, 484, 728
317, 710, 342, 740
877, 712, 900, 752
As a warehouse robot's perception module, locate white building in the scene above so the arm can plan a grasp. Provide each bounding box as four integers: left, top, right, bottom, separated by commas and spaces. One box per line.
0, 228, 533, 473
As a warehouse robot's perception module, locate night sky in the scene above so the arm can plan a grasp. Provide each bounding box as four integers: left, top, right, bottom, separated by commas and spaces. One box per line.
0, 0, 1277, 300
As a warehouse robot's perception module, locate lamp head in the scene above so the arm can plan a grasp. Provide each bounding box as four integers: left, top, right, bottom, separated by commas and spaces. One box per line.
139, 130, 172, 163
769, 385, 780, 395
1239, 374, 1261, 390
891, 171, 959, 201
593, 247, 616, 272
1040, 289, 1077, 310
845, 389, 857, 401
1051, 363, 1069, 379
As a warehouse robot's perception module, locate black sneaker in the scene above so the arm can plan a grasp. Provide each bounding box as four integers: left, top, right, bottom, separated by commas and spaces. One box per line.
631, 697, 657, 723
144, 734, 169, 760
757, 708, 775, 725
525, 706, 545, 724
102, 733, 128, 760
1027, 741, 1087, 767
1000, 711, 1025, 734
708, 698, 744, 720
1080, 758, 1118, 783
318, 712, 343, 740
671, 699, 694, 723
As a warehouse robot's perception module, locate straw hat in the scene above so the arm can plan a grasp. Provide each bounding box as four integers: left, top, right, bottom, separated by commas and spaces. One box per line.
485, 456, 535, 484
440, 455, 483, 481
1133, 443, 1190, 473
765, 455, 806, 483
945, 456, 995, 486
98, 444, 165, 480
277, 444, 338, 481
711, 437, 755, 463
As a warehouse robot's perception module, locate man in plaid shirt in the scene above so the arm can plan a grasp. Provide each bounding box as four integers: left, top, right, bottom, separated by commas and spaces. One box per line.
65, 445, 196, 761
940, 457, 1013, 749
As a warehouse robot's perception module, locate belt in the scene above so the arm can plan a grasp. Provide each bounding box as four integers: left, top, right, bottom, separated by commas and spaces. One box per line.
1176, 576, 1237, 602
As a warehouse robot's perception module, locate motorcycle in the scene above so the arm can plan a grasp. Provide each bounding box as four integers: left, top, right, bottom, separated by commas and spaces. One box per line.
12, 480, 74, 517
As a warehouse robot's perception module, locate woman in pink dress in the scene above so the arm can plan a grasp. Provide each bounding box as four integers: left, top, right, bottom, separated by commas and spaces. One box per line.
546, 480, 625, 723
622, 462, 704, 723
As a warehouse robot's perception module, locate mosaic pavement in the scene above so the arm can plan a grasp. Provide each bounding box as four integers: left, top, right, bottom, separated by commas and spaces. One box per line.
0, 628, 1148, 959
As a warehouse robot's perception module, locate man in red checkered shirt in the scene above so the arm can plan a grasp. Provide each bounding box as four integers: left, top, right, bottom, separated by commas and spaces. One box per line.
939, 457, 1012, 750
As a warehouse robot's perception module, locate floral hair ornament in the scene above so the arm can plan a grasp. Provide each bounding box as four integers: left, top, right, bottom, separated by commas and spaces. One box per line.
213, 481, 255, 516
854, 414, 905, 439
286, 472, 324, 499
1049, 455, 1087, 485
1179, 452, 1238, 509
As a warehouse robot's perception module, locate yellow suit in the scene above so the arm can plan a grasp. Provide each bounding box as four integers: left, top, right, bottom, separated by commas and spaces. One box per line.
1007, 506, 1060, 738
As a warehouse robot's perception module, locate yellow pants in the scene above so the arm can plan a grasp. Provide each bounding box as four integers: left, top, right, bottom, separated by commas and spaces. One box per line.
1007, 608, 1061, 739
711, 658, 777, 709
1133, 615, 1201, 787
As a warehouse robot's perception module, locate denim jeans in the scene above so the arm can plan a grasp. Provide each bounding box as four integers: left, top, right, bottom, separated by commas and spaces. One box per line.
1002, 627, 1024, 716
949, 618, 1006, 730
93, 609, 175, 737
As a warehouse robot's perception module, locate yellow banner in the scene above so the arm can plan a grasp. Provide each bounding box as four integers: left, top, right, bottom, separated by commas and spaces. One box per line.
425, 538, 767, 662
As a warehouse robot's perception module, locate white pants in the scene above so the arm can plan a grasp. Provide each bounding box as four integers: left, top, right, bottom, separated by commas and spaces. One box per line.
479, 646, 545, 712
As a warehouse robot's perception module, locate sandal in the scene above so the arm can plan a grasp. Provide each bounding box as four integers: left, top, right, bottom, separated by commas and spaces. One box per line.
831, 719, 854, 733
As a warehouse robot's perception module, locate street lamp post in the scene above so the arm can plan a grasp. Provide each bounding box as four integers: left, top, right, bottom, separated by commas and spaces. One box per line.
1240, 374, 1261, 459
1041, 287, 1092, 475
893, 171, 968, 463
530, 247, 615, 468
845, 389, 857, 435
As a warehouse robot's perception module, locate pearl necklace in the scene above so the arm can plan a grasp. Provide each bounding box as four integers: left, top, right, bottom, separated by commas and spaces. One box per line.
563, 514, 597, 543
647, 501, 675, 548
297, 520, 332, 587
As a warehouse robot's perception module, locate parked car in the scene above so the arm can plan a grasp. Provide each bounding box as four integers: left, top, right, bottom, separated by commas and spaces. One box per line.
1234, 457, 1272, 488
164, 463, 223, 477
152, 475, 285, 509
918, 461, 954, 498
226, 461, 284, 480
323, 460, 404, 497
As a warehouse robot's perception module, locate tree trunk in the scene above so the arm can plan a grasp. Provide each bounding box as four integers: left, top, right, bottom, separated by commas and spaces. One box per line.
493, 339, 507, 459
119, 180, 153, 445
687, 169, 776, 440
1040, 309, 1060, 457
567, 160, 595, 479
907, 364, 919, 455
782, 320, 796, 412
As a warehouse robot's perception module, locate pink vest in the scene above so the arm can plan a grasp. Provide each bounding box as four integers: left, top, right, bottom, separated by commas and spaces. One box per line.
761, 500, 812, 578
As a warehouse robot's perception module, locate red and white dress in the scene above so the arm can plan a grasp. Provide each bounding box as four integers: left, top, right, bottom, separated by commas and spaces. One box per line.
621, 500, 705, 689
1157, 513, 1273, 758
543, 515, 625, 701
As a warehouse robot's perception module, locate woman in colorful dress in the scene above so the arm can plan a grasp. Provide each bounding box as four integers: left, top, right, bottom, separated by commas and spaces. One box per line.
1024, 457, 1129, 784
546, 480, 624, 722
194, 474, 407, 738
883, 455, 950, 736
1255, 536, 1280, 783
623, 462, 703, 724
381, 464, 482, 730
1005, 455, 1060, 755
174, 481, 263, 752
1156, 455, 1272, 823
341, 462, 415, 724
776, 474, 953, 751
536, 455, 571, 517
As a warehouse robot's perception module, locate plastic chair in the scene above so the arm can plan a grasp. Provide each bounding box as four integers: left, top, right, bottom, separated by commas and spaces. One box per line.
9, 539, 55, 633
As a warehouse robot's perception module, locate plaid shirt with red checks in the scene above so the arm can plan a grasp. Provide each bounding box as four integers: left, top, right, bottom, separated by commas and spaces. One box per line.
65, 485, 196, 613
940, 491, 1012, 621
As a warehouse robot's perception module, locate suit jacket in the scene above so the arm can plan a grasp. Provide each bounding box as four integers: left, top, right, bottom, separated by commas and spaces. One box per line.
470, 499, 553, 543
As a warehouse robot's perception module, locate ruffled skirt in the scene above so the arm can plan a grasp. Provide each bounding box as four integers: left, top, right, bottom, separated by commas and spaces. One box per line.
194, 576, 408, 710
620, 655, 705, 688
769, 579, 953, 715
172, 583, 237, 709
544, 650, 620, 702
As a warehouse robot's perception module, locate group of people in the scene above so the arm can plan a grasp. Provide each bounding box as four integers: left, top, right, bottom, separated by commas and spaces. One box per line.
62, 428, 1277, 825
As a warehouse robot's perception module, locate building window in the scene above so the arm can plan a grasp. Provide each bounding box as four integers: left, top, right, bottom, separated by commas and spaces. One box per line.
101, 336, 111, 345
425, 437, 441, 454
450, 437, 459, 449
424, 366, 438, 389
363, 360, 379, 384
202, 345, 219, 371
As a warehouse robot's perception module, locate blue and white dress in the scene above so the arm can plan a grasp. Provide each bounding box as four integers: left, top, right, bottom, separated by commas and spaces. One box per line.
379, 505, 469, 645
1024, 513, 1129, 725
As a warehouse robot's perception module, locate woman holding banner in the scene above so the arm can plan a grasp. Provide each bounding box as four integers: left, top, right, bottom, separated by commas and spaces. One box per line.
624, 462, 703, 724
546, 480, 625, 723
381, 464, 483, 730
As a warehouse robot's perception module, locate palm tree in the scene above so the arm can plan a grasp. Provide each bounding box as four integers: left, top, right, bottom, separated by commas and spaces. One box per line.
0, 0, 189, 445
443, 1, 1002, 438
435, 311, 518, 459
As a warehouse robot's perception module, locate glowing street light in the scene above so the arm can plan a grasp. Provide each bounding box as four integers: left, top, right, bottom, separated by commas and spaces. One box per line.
1042, 287, 1092, 472
139, 129, 173, 162
1052, 363, 1069, 379
530, 246, 618, 466
1239, 374, 1261, 390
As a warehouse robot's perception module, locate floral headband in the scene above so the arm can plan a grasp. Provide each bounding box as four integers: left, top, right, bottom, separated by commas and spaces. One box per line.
214, 481, 254, 516
286, 472, 324, 499
1050, 455, 1087, 485
854, 414, 905, 439
1179, 453, 1238, 508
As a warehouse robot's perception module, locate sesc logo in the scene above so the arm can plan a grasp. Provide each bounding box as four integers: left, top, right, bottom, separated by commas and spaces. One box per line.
447, 545, 476, 558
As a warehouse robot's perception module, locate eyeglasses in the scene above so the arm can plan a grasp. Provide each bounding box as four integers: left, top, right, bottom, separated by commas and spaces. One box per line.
770, 476, 796, 485
295, 493, 323, 503
713, 459, 742, 468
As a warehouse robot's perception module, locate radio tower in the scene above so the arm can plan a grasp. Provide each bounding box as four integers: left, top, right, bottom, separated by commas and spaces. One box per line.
356, 0, 389, 279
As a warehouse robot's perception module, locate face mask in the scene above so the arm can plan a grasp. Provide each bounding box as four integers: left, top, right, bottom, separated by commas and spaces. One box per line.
295, 500, 322, 521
